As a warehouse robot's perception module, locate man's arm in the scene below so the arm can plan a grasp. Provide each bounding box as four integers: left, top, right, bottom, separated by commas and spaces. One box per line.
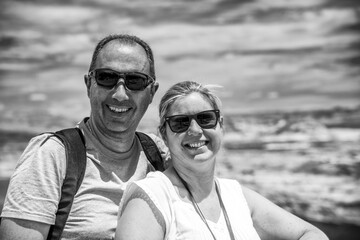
0, 218, 50, 240
242, 186, 329, 240
0, 134, 67, 240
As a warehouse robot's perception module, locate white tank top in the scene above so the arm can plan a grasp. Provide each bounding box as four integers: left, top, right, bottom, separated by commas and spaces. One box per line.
120, 171, 261, 240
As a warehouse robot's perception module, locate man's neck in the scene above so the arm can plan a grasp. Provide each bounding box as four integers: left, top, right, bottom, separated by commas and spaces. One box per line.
86, 118, 136, 153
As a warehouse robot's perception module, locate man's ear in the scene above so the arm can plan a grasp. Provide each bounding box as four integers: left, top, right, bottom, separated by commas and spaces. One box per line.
149, 82, 159, 103
84, 74, 91, 97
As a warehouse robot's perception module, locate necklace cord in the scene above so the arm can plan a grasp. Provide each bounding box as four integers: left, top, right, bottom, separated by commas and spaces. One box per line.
175, 170, 235, 240
178, 176, 217, 240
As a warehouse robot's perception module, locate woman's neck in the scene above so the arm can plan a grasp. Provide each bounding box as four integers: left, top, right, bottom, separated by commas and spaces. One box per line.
168, 164, 216, 201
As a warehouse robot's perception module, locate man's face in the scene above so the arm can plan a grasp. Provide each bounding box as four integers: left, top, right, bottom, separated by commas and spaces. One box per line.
85, 41, 157, 135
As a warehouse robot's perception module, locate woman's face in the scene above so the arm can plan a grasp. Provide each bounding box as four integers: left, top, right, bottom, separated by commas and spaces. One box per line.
164, 92, 223, 168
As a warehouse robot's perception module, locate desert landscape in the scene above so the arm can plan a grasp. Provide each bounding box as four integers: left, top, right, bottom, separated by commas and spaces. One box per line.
1, 106, 359, 239
219, 107, 360, 239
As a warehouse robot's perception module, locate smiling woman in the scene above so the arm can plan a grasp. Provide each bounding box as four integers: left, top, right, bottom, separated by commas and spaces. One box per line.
115, 81, 329, 240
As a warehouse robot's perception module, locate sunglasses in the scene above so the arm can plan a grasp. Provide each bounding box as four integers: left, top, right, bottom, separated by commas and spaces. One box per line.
165, 110, 220, 133
89, 68, 154, 91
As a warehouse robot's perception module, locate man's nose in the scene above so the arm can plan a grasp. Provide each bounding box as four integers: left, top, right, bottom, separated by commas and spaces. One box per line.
112, 78, 129, 101
187, 119, 203, 136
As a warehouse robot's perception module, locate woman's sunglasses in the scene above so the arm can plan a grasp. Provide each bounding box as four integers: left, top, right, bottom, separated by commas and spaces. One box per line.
165, 110, 220, 133
89, 68, 154, 91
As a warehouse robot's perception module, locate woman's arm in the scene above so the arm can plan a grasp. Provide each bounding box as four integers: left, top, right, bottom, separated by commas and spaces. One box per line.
115, 198, 164, 240
242, 186, 329, 240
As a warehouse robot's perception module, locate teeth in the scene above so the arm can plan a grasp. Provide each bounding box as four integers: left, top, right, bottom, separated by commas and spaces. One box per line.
109, 106, 129, 113
188, 141, 206, 148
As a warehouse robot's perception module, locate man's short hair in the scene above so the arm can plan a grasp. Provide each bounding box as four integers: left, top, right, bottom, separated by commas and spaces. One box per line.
88, 34, 156, 80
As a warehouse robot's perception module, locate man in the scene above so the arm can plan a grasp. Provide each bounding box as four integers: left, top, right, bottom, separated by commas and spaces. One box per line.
0, 34, 168, 239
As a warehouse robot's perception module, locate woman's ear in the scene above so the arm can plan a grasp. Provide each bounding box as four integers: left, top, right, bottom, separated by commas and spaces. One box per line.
159, 127, 168, 146
162, 133, 168, 147
163, 136, 168, 146
219, 116, 224, 128
219, 116, 225, 134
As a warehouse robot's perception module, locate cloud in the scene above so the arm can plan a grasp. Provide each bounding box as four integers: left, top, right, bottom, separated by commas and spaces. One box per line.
0, 0, 359, 123
4, 2, 99, 27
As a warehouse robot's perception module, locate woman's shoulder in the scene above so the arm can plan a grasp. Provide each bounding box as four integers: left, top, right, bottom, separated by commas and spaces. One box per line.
135, 171, 169, 186
216, 177, 248, 201
120, 171, 175, 221
129, 171, 175, 198
216, 177, 242, 189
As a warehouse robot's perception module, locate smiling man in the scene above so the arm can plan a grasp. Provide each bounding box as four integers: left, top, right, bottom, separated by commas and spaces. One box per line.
0, 34, 168, 240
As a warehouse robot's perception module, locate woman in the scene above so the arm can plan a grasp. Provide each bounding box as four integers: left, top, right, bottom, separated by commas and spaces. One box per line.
115, 81, 329, 240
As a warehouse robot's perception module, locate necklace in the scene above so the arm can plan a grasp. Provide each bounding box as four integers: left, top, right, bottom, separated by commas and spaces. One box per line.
174, 170, 236, 240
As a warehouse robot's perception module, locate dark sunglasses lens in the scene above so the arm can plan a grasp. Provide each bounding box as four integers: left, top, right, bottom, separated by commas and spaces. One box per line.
95, 70, 119, 88
169, 116, 190, 133
125, 73, 148, 91
197, 111, 217, 128
95, 70, 150, 91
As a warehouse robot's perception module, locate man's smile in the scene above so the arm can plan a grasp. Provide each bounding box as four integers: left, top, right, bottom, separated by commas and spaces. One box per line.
107, 105, 131, 113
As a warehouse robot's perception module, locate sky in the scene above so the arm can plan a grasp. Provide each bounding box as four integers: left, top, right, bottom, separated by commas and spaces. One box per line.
0, 0, 359, 131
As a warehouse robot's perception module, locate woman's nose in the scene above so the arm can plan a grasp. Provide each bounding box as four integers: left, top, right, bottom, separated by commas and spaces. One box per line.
187, 119, 203, 136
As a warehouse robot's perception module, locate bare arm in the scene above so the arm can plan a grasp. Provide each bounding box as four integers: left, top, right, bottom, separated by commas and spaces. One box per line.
0, 135, 66, 240
242, 186, 329, 240
0, 218, 50, 240
115, 198, 164, 240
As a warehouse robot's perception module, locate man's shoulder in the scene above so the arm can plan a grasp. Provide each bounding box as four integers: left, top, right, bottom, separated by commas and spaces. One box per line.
36, 118, 88, 151
23, 127, 86, 161
28, 132, 65, 151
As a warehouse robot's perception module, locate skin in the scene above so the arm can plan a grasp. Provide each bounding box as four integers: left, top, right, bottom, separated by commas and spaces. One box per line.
163, 93, 222, 175
0, 40, 159, 240
85, 40, 158, 153
116, 92, 329, 240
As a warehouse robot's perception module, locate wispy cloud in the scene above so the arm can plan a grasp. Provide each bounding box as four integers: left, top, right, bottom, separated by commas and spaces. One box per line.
0, 0, 359, 129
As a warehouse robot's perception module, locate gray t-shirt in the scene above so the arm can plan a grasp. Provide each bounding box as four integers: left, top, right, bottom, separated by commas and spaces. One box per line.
1, 119, 169, 240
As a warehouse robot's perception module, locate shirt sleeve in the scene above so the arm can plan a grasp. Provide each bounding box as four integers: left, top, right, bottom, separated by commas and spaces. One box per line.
1, 134, 67, 224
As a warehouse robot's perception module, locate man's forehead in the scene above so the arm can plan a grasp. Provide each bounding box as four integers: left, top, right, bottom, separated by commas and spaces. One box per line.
100, 41, 146, 58
96, 41, 149, 69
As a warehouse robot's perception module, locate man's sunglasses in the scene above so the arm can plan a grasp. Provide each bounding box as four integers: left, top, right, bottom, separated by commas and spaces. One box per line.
89, 68, 154, 91
165, 110, 220, 133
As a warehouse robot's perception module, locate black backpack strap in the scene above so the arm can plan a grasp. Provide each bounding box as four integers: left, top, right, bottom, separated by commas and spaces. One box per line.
47, 128, 87, 240
135, 132, 165, 171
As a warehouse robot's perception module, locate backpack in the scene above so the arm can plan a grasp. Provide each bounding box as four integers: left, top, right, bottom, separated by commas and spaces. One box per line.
46, 128, 165, 240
